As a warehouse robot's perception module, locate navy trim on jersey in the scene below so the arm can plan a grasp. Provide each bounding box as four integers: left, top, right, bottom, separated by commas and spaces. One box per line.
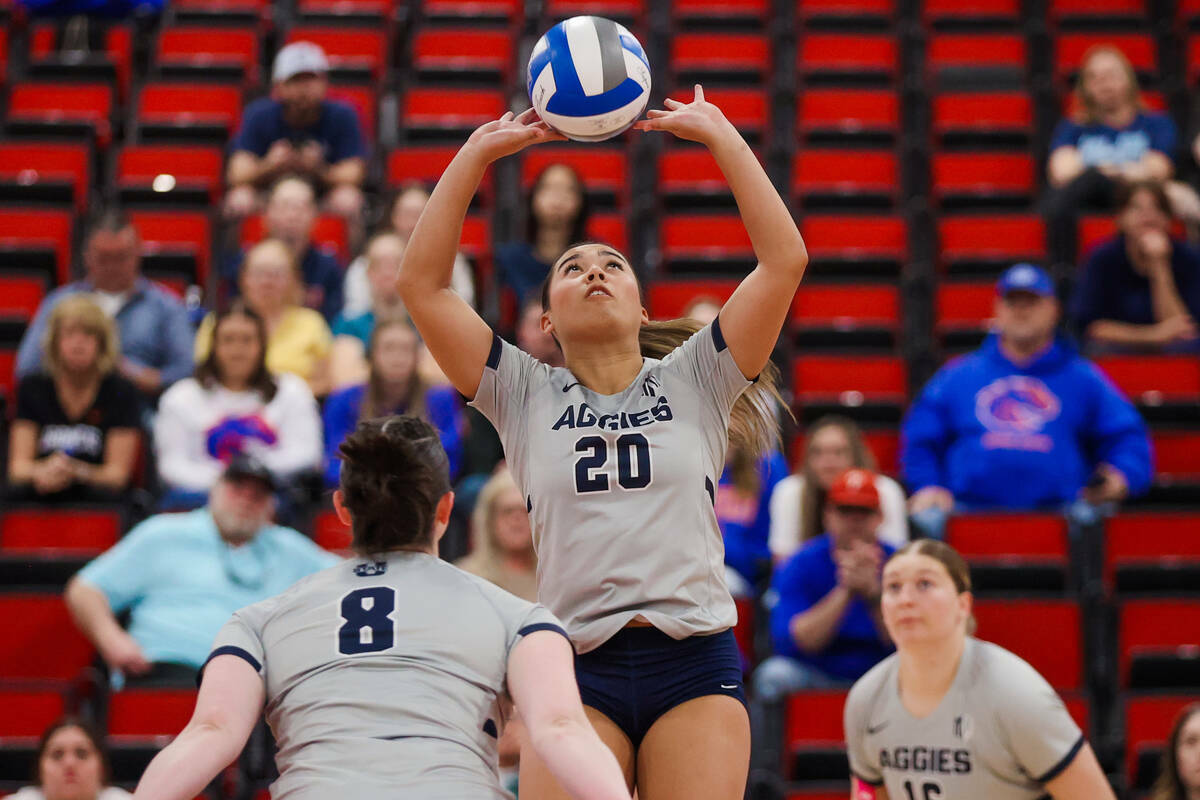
519, 622, 572, 643
852, 771, 884, 787
1035, 733, 1085, 784
486, 334, 503, 370
197, 645, 262, 687
483, 719, 499, 739
711, 317, 728, 352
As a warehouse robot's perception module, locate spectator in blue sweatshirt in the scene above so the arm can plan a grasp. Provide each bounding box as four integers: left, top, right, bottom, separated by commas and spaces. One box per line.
753, 469, 895, 701
717, 444, 789, 598
903, 264, 1153, 538
322, 316, 463, 487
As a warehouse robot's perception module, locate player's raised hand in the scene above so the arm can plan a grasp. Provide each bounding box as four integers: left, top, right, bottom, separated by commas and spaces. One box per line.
635, 85, 735, 148
466, 109, 567, 165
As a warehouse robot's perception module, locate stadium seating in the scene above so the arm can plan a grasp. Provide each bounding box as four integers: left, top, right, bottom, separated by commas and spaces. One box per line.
524, 146, 628, 207
116, 145, 224, 207
6, 83, 114, 147
932, 152, 1034, 210
0, 208, 75, 286
155, 27, 261, 85
284, 27, 388, 83
136, 83, 243, 143
972, 599, 1083, 689
798, 90, 898, 146
1118, 599, 1200, 690
1105, 513, 1200, 594
798, 34, 896, 85
945, 513, 1069, 593
0, 142, 91, 213
1125, 695, 1196, 792
783, 690, 848, 780
128, 210, 214, 288
0, 594, 95, 681
0, 689, 67, 737
794, 150, 898, 210
240, 214, 348, 264
937, 215, 1044, 274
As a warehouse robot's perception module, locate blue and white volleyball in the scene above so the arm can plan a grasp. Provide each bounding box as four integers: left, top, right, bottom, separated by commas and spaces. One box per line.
527, 16, 652, 142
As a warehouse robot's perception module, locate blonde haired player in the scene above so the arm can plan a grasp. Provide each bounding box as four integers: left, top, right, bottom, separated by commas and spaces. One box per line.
397, 86, 807, 799
844, 540, 1117, 800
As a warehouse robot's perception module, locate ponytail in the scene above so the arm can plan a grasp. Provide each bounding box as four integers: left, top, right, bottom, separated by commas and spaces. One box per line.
638, 319, 787, 459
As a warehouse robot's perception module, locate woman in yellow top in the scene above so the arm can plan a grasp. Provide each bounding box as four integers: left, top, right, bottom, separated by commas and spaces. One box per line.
196, 239, 332, 396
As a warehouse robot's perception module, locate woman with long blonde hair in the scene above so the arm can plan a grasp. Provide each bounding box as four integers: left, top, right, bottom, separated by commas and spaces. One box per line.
398, 83, 806, 799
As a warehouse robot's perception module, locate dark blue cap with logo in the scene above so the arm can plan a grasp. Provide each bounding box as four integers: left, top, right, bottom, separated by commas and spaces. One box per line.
995, 263, 1054, 298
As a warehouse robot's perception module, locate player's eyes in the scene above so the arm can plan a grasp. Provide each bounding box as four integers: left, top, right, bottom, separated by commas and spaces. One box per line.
564, 264, 580, 272
917, 579, 933, 590
884, 581, 900, 593
606, 261, 623, 270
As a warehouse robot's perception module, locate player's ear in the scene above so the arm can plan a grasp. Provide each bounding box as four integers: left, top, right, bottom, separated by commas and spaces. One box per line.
639, 305, 650, 326
540, 309, 554, 336
332, 490, 352, 526
435, 491, 455, 526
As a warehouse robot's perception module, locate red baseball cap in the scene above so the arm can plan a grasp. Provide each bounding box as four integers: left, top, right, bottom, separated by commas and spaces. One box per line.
828, 468, 880, 510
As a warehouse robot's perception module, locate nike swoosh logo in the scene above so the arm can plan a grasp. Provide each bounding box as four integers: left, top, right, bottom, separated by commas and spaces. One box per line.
563, 382, 579, 392
720, 684, 739, 690
866, 722, 890, 735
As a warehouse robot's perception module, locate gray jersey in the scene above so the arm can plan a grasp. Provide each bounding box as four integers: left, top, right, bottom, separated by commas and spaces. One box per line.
470, 321, 752, 653
207, 552, 565, 800
844, 638, 1084, 800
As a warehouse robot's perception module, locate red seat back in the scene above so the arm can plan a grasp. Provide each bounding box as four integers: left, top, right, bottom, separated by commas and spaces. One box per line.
1118, 599, 1200, 687
0, 689, 67, 737
108, 689, 198, 738
1, 509, 121, 554
1106, 513, 1200, 587
0, 594, 96, 680
0, 209, 75, 284
973, 599, 1082, 690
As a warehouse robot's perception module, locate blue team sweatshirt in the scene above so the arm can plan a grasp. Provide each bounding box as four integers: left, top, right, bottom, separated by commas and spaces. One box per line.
717, 450, 788, 589
901, 333, 1153, 508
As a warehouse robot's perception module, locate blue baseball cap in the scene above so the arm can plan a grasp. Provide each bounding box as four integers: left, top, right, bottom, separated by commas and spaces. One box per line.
995, 263, 1054, 298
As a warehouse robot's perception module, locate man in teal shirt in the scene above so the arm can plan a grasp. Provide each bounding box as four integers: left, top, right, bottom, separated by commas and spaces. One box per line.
65, 456, 339, 687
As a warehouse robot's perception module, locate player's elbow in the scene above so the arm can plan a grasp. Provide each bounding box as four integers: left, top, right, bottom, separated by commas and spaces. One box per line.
527, 712, 590, 754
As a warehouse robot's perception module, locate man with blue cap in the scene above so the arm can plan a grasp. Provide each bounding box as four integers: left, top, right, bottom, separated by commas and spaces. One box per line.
902, 264, 1153, 538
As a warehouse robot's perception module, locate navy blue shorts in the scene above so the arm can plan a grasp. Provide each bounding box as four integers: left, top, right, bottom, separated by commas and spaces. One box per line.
575, 626, 747, 749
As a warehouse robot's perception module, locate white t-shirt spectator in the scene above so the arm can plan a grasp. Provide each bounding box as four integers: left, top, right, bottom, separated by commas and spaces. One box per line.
341, 251, 475, 318
768, 473, 908, 560
154, 373, 322, 492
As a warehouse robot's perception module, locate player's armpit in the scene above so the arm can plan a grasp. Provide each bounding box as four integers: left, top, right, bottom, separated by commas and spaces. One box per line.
1043, 741, 1117, 800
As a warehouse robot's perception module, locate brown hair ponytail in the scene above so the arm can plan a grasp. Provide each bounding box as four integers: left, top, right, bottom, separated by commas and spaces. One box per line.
638, 318, 787, 460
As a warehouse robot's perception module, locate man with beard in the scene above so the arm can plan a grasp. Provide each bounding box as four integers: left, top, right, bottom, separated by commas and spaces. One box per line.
65, 456, 338, 688
224, 41, 368, 224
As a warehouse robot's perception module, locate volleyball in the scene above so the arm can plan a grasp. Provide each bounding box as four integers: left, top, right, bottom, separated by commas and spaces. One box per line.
527, 16, 652, 142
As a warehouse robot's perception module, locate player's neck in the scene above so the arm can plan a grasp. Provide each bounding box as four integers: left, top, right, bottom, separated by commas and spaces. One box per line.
897, 635, 965, 717
563, 346, 644, 395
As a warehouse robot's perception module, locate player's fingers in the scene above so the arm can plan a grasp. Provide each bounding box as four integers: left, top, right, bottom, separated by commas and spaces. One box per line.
500, 110, 516, 122
645, 109, 670, 118
663, 97, 684, 109
694, 83, 705, 102
515, 107, 539, 124
633, 119, 659, 131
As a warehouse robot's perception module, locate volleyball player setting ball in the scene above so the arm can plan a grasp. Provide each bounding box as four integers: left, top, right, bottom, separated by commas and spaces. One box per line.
397, 16, 808, 796
130, 417, 631, 800
845, 540, 1117, 800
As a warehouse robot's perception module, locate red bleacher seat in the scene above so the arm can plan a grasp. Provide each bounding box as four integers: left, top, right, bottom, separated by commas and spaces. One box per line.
1125, 695, 1197, 788
798, 34, 896, 78
108, 689, 197, 738
929, 33, 1026, 73
790, 284, 900, 330
800, 216, 908, 268
0, 689, 67, 737
938, 215, 1044, 270
412, 28, 512, 79
1096, 355, 1200, 403
0, 594, 95, 680
128, 211, 214, 287
674, 0, 766, 21
313, 509, 352, 552
297, 0, 392, 18
933, 92, 1031, 140
7, 83, 114, 147
137, 83, 242, 141
586, 212, 628, 253
402, 87, 506, 134
1, 508, 121, 554
1119, 599, 1200, 687
1050, 0, 1145, 20
326, 84, 377, 144
798, 90, 898, 138
733, 595, 755, 665
0, 209, 75, 286
672, 34, 769, 77
523, 147, 628, 200
29, 23, 132, 101
425, 0, 522, 21
117, 145, 223, 205
692, 88, 766, 134
792, 355, 906, 402
155, 27, 260, 84
0, 28, 8, 88
1152, 431, 1200, 481
659, 147, 746, 197
936, 281, 995, 332
661, 214, 753, 261
0, 275, 47, 323
1106, 513, 1200, 588
946, 513, 1068, 561
459, 214, 492, 261
924, 0, 1019, 23
1078, 214, 1117, 256
1056, 34, 1156, 81
647, 280, 739, 319
972, 599, 1082, 689
286, 28, 387, 82
783, 690, 847, 779
792, 428, 900, 477
0, 347, 15, 400
932, 153, 1033, 206
388, 145, 493, 194
798, 0, 894, 22
793, 150, 897, 205
0, 142, 90, 214
171, 0, 271, 20
241, 214, 347, 263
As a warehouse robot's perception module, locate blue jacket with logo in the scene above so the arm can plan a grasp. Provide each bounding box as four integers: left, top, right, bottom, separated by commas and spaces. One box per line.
901, 333, 1153, 508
